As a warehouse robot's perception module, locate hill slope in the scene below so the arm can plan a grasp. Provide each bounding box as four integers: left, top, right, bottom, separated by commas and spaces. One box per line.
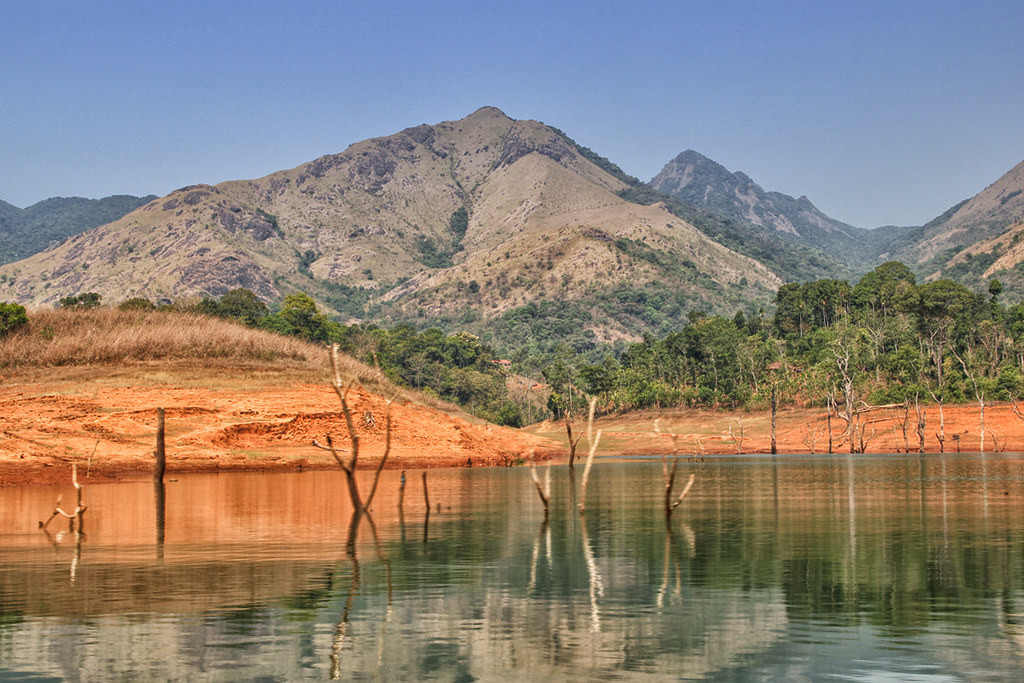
0, 309, 557, 485
648, 150, 906, 279
881, 159, 1024, 296
0, 194, 156, 265
0, 108, 781, 338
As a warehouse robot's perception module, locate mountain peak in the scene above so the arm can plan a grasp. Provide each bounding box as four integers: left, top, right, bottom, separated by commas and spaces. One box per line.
467, 105, 511, 120
650, 150, 860, 244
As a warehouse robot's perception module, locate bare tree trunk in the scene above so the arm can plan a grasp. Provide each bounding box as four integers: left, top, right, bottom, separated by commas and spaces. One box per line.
529, 458, 551, 521
154, 407, 166, 484
826, 392, 835, 454
566, 418, 581, 468
729, 419, 745, 454
952, 346, 985, 453
40, 464, 87, 531
914, 393, 926, 453
312, 345, 392, 514
422, 471, 430, 512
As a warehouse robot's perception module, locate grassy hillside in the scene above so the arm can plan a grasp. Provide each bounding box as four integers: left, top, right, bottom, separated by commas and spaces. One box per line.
0, 309, 429, 408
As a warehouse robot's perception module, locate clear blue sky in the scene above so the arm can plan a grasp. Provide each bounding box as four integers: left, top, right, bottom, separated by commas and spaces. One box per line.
2, 0, 1022, 228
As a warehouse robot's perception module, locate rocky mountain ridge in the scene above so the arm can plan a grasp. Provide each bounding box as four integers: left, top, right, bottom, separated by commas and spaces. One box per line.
0, 107, 781, 340
2, 108, 1023, 327
648, 150, 904, 277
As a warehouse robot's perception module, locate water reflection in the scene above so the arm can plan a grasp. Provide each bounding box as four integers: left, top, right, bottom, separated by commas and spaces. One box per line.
0, 455, 1022, 680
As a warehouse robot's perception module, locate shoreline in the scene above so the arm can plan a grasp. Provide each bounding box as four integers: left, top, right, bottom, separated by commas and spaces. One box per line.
4, 369, 1022, 487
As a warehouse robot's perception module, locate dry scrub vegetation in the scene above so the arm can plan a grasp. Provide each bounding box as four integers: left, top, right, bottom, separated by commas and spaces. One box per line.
0, 308, 469, 417
0, 309, 553, 485
0, 309, 323, 366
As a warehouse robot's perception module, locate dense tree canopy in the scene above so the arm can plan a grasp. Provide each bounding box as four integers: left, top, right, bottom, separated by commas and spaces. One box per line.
55, 259, 1023, 436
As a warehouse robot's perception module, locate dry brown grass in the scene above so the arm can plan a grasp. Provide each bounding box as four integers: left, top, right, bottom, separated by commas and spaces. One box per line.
0, 309, 323, 366
0, 308, 471, 418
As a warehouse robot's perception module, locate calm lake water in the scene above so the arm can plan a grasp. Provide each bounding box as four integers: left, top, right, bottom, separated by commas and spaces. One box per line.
2, 453, 1023, 681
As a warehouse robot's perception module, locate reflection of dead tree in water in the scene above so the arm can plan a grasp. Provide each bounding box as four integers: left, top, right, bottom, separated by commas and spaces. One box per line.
657, 521, 696, 609
38, 464, 87, 585
330, 509, 393, 680
664, 471, 695, 516
576, 398, 601, 513
313, 345, 391, 514
580, 515, 605, 633
527, 516, 552, 594
528, 452, 551, 521
653, 419, 697, 516
40, 463, 87, 532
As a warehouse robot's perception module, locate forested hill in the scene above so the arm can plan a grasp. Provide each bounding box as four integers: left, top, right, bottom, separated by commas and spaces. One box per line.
647, 150, 911, 281
25, 258, 1017, 438
503, 259, 1024, 451
0, 194, 156, 265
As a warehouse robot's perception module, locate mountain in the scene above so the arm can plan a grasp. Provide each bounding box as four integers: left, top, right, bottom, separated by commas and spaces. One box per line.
878, 159, 1024, 294
648, 150, 905, 279
0, 107, 781, 340
0, 194, 156, 265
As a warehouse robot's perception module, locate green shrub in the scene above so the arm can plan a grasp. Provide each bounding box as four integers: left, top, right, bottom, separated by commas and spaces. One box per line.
118, 297, 157, 311
0, 302, 28, 336
59, 292, 102, 309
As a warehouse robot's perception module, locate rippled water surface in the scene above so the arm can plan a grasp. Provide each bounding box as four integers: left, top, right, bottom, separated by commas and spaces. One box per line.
2, 453, 1023, 680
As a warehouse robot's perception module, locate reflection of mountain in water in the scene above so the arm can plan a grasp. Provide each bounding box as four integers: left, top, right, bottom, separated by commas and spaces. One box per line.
1, 457, 1023, 679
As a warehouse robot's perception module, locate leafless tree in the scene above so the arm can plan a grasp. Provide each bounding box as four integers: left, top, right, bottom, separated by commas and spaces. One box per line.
728, 418, 745, 454
800, 422, 825, 454
313, 345, 391, 514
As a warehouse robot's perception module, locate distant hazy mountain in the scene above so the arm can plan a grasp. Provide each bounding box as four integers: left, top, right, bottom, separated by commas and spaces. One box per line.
0, 107, 781, 339
650, 150, 858, 234
648, 150, 904, 277
0, 194, 156, 265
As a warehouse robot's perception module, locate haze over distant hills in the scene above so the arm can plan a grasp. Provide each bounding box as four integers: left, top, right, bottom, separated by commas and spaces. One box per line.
648, 150, 910, 279
1, 107, 1023, 338
0, 195, 155, 265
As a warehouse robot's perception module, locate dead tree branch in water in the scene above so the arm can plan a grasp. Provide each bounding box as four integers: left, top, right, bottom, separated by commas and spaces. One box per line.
313, 344, 392, 514
655, 420, 696, 515
565, 416, 582, 468
528, 453, 551, 520
40, 464, 87, 531
665, 472, 696, 516
577, 398, 600, 513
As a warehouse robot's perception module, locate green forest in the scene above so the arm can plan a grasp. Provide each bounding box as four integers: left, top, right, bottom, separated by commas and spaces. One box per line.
7, 260, 1024, 439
